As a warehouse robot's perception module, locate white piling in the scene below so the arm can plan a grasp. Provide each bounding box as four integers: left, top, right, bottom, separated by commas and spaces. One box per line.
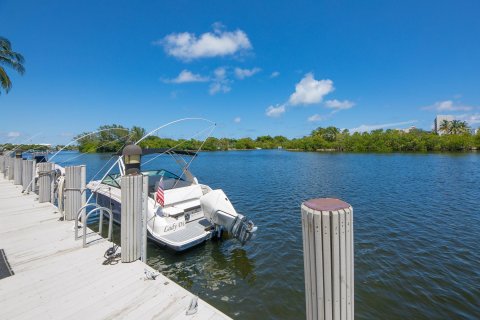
14, 158, 23, 185
31, 159, 37, 193
141, 175, 148, 263
65, 165, 86, 221
22, 160, 27, 189
120, 174, 148, 263
38, 162, 54, 203
7, 157, 14, 180
0, 155, 5, 173
22, 160, 35, 192
2, 155, 9, 179
301, 198, 354, 320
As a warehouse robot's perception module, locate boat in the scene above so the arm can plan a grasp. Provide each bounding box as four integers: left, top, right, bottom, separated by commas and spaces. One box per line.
87, 147, 257, 251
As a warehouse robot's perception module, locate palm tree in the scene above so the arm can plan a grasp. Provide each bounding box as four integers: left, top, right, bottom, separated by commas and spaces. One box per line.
0, 37, 25, 94
450, 120, 470, 135
439, 120, 451, 134
130, 126, 146, 142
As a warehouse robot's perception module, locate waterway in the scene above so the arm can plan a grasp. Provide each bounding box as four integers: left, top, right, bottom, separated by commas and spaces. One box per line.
53, 150, 480, 319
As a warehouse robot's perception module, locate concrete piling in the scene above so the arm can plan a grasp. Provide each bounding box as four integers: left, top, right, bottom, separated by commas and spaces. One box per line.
65, 165, 86, 221
7, 156, 14, 180
14, 158, 23, 185
38, 162, 54, 203
3, 156, 8, 179
120, 173, 148, 263
0, 155, 5, 173
21, 160, 35, 193
301, 198, 354, 320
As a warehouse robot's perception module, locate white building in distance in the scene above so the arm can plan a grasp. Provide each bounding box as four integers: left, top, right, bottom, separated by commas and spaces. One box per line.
434, 115, 454, 135
403, 126, 417, 133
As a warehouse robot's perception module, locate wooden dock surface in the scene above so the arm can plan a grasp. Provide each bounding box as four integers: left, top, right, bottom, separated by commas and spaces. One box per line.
0, 176, 230, 320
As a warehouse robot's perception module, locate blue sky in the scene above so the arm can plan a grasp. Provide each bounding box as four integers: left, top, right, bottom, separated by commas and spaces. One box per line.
1, 0, 480, 144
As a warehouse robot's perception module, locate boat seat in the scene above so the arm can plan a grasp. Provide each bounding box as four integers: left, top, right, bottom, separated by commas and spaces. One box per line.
174, 199, 201, 211
164, 185, 203, 206
162, 206, 184, 217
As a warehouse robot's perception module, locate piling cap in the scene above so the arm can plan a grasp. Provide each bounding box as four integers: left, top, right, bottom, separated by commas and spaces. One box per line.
303, 198, 351, 211
122, 144, 142, 156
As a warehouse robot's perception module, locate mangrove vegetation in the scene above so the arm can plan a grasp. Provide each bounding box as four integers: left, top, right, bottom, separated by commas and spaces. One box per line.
2, 122, 479, 154
74, 122, 480, 153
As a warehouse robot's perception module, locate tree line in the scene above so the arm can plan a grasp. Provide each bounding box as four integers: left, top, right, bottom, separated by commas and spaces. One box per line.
2, 122, 479, 154
74, 122, 480, 153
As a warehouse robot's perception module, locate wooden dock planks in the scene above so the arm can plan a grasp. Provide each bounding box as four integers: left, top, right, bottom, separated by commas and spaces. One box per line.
0, 177, 230, 320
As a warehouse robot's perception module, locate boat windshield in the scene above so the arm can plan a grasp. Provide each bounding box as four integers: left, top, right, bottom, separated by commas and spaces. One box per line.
101, 170, 190, 192
143, 169, 191, 193
102, 174, 121, 188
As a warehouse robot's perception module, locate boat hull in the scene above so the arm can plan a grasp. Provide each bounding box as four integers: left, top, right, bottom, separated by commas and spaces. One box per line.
94, 191, 213, 252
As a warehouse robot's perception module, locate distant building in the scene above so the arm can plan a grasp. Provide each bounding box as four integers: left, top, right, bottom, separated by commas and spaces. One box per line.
403, 126, 416, 133
434, 115, 454, 135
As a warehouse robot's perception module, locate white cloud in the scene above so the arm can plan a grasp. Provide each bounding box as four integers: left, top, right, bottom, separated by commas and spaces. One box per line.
157, 24, 252, 61
457, 113, 480, 125
209, 82, 230, 95
422, 100, 473, 112
350, 120, 418, 133
265, 104, 286, 117
7, 131, 20, 137
325, 99, 355, 111
164, 70, 209, 83
234, 117, 241, 123
307, 114, 323, 122
209, 67, 231, 95
234, 67, 261, 79
270, 71, 280, 78
289, 73, 334, 106
265, 74, 354, 118
214, 67, 226, 79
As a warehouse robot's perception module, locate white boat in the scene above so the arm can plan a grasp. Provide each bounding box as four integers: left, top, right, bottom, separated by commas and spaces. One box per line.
87, 148, 257, 251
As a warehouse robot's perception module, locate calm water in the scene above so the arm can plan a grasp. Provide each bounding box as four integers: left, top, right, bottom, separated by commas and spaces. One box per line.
54, 150, 480, 319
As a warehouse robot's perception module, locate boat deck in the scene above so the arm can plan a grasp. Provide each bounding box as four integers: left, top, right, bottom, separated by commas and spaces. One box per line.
0, 176, 231, 320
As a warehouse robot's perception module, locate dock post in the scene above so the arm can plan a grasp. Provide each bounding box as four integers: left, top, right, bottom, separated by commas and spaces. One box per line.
120, 173, 148, 263
141, 175, 148, 263
4, 155, 11, 179
30, 159, 37, 193
22, 160, 35, 193
0, 154, 4, 173
38, 162, 54, 203
21, 160, 27, 189
3, 155, 8, 178
14, 158, 23, 185
8, 157, 14, 180
65, 165, 86, 221
301, 198, 354, 320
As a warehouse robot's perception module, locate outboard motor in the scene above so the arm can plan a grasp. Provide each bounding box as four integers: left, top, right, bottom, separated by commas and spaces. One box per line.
200, 189, 257, 245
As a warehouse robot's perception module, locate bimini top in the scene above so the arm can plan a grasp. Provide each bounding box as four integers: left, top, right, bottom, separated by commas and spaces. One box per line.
116, 148, 197, 156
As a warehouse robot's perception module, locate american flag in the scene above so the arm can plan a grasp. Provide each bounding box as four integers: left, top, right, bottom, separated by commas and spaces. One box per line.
155, 177, 165, 207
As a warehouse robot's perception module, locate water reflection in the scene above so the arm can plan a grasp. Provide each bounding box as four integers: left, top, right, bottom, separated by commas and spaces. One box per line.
148, 239, 256, 291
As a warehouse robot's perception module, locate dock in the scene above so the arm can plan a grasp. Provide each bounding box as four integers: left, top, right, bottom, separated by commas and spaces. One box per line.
0, 176, 230, 320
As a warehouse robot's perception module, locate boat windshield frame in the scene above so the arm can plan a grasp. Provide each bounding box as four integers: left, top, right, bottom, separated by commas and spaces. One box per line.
100, 169, 186, 190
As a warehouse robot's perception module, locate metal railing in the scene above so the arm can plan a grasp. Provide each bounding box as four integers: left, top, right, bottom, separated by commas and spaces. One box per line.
75, 203, 113, 248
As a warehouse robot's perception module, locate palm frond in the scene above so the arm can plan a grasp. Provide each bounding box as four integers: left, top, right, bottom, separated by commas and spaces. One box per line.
0, 66, 12, 94
0, 37, 12, 51
0, 56, 25, 74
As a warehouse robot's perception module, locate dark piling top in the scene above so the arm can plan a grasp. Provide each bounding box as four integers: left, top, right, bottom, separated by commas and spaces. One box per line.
303, 198, 351, 211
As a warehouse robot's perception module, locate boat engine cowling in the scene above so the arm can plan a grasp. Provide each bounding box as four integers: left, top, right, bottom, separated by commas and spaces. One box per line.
200, 189, 257, 245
